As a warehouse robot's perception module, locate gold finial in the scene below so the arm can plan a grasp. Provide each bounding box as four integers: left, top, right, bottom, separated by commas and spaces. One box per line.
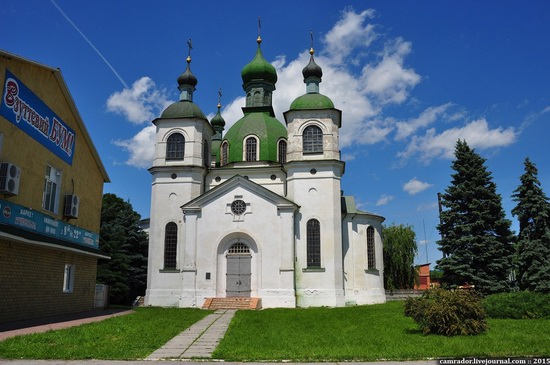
186, 38, 193, 63
257, 16, 262, 44
309, 30, 315, 55
217, 88, 222, 109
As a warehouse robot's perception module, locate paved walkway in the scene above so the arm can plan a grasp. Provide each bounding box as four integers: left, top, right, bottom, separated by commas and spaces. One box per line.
146, 309, 236, 360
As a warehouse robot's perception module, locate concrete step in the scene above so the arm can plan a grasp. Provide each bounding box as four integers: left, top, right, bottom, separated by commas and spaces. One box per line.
202, 297, 261, 310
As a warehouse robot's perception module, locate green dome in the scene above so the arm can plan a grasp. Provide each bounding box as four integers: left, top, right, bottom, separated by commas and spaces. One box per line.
241, 46, 278, 85
211, 108, 226, 128
289, 93, 334, 110
160, 100, 206, 119
223, 111, 287, 163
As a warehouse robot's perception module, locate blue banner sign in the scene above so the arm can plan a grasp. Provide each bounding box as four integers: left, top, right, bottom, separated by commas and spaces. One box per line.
0, 199, 99, 249
1, 69, 76, 165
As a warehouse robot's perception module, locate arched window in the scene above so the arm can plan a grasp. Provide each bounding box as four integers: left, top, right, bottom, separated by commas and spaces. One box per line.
245, 136, 257, 161
221, 141, 229, 166
367, 226, 376, 270
278, 139, 287, 164
307, 219, 321, 267
164, 222, 178, 269
303, 125, 323, 154
166, 133, 185, 160
203, 139, 210, 167
228, 242, 250, 254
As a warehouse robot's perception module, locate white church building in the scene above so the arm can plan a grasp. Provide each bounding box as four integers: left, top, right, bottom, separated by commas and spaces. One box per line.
144, 34, 385, 308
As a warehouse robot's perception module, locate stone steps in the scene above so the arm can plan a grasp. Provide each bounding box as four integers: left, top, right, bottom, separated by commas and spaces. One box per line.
202, 297, 261, 310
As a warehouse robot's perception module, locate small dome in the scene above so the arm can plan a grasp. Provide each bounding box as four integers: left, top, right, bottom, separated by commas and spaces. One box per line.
290, 93, 334, 110
177, 63, 198, 88
241, 45, 278, 85
302, 52, 323, 80
160, 100, 206, 119
223, 112, 287, 163
211, 107, 226, 128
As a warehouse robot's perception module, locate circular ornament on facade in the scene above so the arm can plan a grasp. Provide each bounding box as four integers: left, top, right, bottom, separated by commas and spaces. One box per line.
270, 174, 277, 180
171, 173, 177, 179
215, 176, 221, 182
310, 168, 317, 175
231, 200, 247, 215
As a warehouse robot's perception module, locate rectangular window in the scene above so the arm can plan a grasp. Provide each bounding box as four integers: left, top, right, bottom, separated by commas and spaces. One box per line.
63, 264, 75, 293
307, 219, 321, 267
43, 165, 61, 213
367, 227, 376, 270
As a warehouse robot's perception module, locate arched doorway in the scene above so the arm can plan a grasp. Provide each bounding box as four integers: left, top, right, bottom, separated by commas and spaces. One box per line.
226, 242, 251, 297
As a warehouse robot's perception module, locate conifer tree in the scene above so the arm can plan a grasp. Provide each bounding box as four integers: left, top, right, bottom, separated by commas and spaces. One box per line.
511, 158, 550, 293
437, 140, 514, 295
97, 193, 148, 304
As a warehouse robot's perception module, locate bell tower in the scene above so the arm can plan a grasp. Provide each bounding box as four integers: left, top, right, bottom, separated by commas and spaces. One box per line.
145, 41, 214, 307
284, 38, 345, 307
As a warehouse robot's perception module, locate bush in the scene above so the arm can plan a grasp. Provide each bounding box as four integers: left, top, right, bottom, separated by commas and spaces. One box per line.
404, 289, 487, 336
484, 291, 550, 319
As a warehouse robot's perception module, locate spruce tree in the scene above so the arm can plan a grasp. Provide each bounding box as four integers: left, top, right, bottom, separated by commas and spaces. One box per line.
511, 158, 550, 293
97, 193, 149, 304
437, 140, 514, 295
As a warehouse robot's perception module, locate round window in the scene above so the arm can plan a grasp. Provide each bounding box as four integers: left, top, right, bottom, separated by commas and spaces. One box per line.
231, 200, 247, 215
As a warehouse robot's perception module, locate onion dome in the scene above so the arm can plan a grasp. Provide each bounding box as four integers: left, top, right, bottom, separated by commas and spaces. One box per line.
160, 43, 206, 119
211, 102, 226, 130
302, 47, 323, 80
289, 41, 334, 111
223, 28, 286, 163
241, 37, 278, 85
177, 56, 198, 89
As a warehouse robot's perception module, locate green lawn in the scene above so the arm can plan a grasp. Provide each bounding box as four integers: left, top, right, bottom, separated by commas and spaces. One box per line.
213, 301, 550, 361
0, 307, 210, 360
1, 302, 549, 360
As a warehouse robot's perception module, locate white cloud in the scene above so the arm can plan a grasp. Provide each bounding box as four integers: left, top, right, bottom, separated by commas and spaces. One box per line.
107, 77, 171, 124
376, 194, 394, 206
399, 118, 517, 162
395, 103, 453, 140
403, 177, 432, 195
360, 37, 421, 105
323, 8, 377, 64
112, 125, 156, 168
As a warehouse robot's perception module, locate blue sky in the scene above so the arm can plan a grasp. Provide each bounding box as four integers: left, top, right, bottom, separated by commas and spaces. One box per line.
3, 1, 549, 265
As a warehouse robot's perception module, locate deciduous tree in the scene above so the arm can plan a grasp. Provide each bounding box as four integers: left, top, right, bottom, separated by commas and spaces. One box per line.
383, 223, 418, 290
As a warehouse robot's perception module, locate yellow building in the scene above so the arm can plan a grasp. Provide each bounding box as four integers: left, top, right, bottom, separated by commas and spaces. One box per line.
0, 50, 110, 323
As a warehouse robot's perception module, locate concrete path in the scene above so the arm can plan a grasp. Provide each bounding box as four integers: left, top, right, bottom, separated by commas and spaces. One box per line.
145, 309, 236, 360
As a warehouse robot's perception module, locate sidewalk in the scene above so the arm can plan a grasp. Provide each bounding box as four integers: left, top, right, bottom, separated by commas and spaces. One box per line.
146, 309, 235, 360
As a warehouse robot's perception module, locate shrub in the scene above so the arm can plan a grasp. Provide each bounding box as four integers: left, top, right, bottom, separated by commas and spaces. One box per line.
404, 289, 487, 336
484, 291, 550, 319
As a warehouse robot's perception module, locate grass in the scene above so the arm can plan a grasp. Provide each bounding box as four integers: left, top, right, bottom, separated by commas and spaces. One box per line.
0, 307, 210, 360
1, 302, 549, 360
213, 301, 550, 361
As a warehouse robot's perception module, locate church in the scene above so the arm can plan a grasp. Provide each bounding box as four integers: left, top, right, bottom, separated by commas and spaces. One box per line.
144, 33, 385, 308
